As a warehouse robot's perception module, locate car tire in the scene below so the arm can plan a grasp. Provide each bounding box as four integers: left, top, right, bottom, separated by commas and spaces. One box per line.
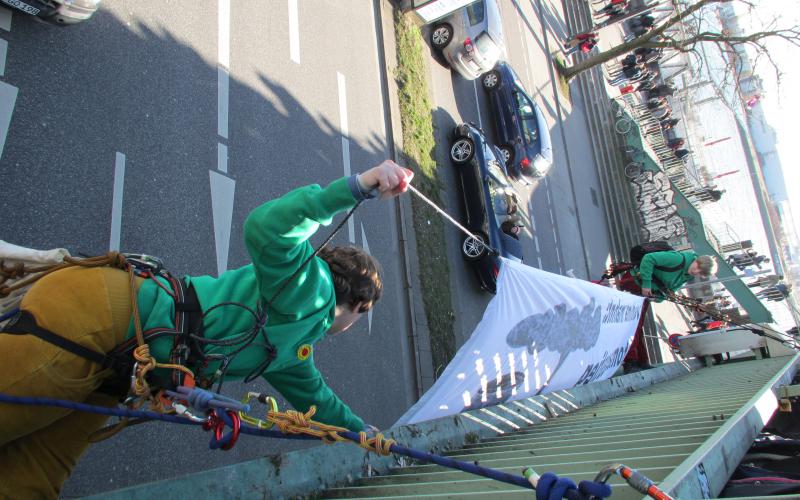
450, 137, 475, 164
431, 23, 453, 49
481, 70, 501, 90
462, 233, 489, 261
499, 145, 514, 166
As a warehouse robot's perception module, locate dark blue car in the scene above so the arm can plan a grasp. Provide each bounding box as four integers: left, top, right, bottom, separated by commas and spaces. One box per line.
480, 62, 553, 178
450, 123, 523, 293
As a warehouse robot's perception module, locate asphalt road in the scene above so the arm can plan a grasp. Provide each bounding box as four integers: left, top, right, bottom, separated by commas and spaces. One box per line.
0, 1, 417, 496
423, 0, 614, 344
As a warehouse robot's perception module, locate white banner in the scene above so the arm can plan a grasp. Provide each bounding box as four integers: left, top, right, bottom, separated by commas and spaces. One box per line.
396, 259, 645, 426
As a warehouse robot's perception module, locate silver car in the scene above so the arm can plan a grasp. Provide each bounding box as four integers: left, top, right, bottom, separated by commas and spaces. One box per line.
430, 0, 506, 80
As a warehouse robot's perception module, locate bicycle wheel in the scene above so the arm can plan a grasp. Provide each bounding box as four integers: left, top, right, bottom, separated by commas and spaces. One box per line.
614, 117, 632, 135
624, 162, 643, 179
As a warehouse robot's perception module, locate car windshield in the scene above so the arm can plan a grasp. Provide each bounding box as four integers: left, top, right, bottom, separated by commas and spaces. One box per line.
465, 1, 485, 26
474, 31, 502, 60
487, 161, 511, 188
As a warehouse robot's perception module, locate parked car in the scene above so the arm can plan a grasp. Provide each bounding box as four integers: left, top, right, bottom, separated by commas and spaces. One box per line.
0, 0, 100, 25
480, 62, 553, 178
429, 0, 506, 80
450, 122, 523, 293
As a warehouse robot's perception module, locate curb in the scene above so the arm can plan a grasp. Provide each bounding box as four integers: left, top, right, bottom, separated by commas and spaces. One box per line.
374, 0, 433, 400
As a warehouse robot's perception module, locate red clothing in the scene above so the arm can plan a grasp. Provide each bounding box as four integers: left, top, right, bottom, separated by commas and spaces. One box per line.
624, 301, 651, 364
580, 40, 596, 53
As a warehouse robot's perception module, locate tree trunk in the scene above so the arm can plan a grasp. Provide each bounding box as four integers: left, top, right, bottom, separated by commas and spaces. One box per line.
559, 36, 658, 80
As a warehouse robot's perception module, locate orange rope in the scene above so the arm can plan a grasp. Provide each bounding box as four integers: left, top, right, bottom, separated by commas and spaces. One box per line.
266, 406, 396, 456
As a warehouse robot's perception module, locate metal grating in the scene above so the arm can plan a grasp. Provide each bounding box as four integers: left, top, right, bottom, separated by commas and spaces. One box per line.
322, 356, 798, 499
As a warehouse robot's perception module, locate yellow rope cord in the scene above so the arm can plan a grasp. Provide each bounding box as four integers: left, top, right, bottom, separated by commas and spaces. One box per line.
264, 406, 396, 456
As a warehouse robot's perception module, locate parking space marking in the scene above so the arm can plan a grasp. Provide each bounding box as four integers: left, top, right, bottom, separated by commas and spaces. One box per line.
337, 71, 355, 243
360, 223, 373, 334
289, 0, 300, 64
544, 177, 563, 272
0, 80, 17, 161
527, 200, 543, 269
471, 80, 483, 129
0, 7, 11, 32
0, 39, 7, 76
110, 152, 126, 251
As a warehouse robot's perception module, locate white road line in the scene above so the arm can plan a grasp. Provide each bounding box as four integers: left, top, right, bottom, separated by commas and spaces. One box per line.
360, 223, 373, 334
218, 0, 230, 68
110, 152, 126, 251
337, 72, 355, 243
217, 142, 228, 173
527, 201, 543, 269
288, 0, 300, 64
0, 7, 11, 32
0, 39, 7, 76
217, 69, 229, 139
0, 80, 18, 161
210, 171, 236, 277
544, 178, 562, 269
217, 0, 230, 139
472, 80, 483, 129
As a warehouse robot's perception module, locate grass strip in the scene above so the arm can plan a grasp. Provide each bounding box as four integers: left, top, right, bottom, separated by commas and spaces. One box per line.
394, 12, 456, 373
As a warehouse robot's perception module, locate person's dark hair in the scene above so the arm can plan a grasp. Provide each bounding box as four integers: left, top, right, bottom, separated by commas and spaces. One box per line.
318, 246, 382, 313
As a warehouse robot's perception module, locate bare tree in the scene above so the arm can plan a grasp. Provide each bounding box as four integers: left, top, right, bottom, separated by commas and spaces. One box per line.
558, 0, 800, 81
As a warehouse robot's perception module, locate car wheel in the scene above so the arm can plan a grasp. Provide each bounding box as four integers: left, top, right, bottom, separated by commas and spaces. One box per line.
431, 24, 453, 49
499, 146, 514, 166
482, 70, 501, 90
450, 138, 475, 164
462, 233, 489, 261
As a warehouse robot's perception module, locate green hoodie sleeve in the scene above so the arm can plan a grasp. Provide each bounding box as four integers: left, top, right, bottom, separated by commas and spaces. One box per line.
264, 360, 366, 431
243, 177, 358, 317
638, 251, 686, 291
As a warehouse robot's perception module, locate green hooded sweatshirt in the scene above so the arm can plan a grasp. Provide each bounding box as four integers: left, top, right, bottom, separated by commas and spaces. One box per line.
125, 176, 366, 431
633, 250, 697, 301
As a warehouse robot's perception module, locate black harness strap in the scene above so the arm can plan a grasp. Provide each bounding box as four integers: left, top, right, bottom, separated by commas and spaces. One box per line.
2, 310, 130, 373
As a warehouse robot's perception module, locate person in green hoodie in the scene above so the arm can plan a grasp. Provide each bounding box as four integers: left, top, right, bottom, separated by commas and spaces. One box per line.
0, 160, 413, 499
618, 250, 717, 373
634, 250, 717, 299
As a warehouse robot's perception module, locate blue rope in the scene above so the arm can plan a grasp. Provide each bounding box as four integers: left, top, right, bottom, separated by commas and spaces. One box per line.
0, 308, 19, 323
0, 392, 595, 498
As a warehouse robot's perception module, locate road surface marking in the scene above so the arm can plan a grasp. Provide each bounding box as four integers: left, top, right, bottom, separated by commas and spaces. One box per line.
217, 142, 228, 173
289, 0, 300, 64
217, 0, 230, 138
218, 0, 230, 68
211, 0, 235, 276
109, 152, 125, 251
210, 171, 235, 277
361, 223, 373, 334
527, 200, 543, 269
471, 80, 483, 129
0, 7, 11, 31
337, 71, 355, 243
0, 38, 7, 76
0, 80, 18, 161
544, 177, 562, 271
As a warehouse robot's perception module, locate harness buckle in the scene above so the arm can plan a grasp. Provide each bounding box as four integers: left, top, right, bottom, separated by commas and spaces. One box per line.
123, 253, 166, 278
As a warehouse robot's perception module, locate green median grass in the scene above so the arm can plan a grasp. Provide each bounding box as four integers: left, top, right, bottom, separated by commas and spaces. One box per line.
394, 12, 456, 373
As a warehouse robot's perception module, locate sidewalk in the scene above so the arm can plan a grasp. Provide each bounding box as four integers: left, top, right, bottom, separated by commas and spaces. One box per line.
559, 0, 691, 363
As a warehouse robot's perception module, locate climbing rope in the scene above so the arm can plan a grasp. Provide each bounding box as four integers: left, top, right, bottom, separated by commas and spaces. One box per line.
0, 391, 622, 498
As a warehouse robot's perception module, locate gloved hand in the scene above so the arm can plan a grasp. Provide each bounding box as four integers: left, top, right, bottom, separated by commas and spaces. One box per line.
535, 472, 613, 500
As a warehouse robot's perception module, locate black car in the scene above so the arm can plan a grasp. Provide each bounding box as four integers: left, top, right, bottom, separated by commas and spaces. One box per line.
450, 123, 523, 293
480, 62, 553, 178
0, 0, 99, 25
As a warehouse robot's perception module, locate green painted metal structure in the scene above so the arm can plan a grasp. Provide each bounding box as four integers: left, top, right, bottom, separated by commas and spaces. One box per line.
88, 355, 799, 499
620, 112, 773, 325
321, 355, 799, 499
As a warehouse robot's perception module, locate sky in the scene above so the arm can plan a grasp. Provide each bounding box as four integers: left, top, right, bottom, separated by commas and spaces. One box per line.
745, 2, 800, 243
